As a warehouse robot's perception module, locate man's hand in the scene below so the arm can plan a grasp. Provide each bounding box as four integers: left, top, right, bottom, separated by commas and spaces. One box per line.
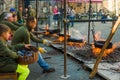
25, 44, 31, 49
38, 47, 47, 54
43, 39, 52, 46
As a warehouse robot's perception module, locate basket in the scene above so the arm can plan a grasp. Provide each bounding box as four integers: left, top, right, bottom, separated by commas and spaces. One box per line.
16, 46, 38, 65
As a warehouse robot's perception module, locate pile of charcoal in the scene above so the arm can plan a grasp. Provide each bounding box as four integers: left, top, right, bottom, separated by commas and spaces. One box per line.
75, 46, 120, 62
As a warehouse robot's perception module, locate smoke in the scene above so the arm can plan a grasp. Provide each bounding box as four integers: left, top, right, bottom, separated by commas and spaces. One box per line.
94, 31, 105, 41
69, 28, 86, 40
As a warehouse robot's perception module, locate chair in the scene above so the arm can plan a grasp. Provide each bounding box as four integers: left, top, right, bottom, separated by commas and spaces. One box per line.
0, 72, 17, 80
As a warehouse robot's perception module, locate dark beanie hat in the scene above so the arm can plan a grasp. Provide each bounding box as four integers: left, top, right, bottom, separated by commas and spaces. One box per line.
10, 8, 16, 12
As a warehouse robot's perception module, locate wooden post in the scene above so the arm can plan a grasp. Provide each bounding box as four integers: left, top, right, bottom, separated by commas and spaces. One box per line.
112, 21, 115, 27
88, 0, 92, 44
60, 0, 70, 79
89, 16, 120, 78
36, 0, 39, 47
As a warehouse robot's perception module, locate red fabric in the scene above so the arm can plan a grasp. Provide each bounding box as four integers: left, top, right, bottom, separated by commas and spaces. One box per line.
53, 8, 58, 15
68, 0, 102, 3
68, 0, 82, 2
85, 0, 102, 3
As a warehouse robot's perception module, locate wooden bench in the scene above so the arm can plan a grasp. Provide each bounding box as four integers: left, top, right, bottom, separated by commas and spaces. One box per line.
0, 72, 17, 80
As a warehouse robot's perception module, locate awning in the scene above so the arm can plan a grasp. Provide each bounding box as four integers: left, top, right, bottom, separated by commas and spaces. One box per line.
68, 0, 102, 3
85, 0, 103, 3
68, 0, 83, 3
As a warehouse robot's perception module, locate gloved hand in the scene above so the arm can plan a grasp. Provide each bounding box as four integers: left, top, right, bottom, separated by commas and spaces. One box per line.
43, 39, 52, 46
38, 47, 47, 54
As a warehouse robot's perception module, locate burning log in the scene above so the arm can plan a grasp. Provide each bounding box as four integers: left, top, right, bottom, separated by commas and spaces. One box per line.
94, 41, 112, 49
47, 29, 60, 34
57, 34, 70, 42
91, 26, 113, 49
67, 38, 83, 43
92, 45, 116, 57
91, 24, 115, 57
58, 34, 70, 37
39, 28, 60, 34
89, 17, 120, 78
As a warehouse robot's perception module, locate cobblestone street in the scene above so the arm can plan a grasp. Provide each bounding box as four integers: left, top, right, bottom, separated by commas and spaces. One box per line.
27, 44, 104, 80
27, 21, 120, 80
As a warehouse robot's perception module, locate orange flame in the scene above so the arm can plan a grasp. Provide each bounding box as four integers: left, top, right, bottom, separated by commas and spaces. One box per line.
45, 24, 49, 30
57, 35, 70, 42
45, 31, 50, 35
92, 44, 116, 57
68, 42, 86, 48
58, 36, 64, 42
92, 31, 116, 57
45, 24, 49, 35
94, 31, 105, 41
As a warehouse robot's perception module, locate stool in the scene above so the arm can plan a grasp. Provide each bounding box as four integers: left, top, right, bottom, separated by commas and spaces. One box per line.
0, 72, 17, 80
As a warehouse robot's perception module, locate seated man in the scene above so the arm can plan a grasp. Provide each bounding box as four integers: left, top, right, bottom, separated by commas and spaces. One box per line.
0, 24, 30, 80
11, 16, 55, 73
0, 12, 18, 31
12, 14, 24, 27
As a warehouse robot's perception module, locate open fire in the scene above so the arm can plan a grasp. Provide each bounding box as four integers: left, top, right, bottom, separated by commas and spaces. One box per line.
56, 31, 117, 58
92, 31, 116, 57
67, 42, 86, 48
53, 34, 70, 42
52, 30, 116, 57
49, 28, 118, 58
92, 44, 116, 57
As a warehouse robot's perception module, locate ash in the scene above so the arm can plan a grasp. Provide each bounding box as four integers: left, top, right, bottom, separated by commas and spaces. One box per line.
69, 45, 120, 63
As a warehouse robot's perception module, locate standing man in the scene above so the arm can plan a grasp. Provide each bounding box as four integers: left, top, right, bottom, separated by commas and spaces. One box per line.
69, 6, 76, 27
53, 6, 59, 25
66, 5, 71, 30
28, 5, 36, 17
17, 6, 24, 24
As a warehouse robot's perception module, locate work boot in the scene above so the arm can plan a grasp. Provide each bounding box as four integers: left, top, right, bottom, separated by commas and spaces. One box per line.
43, 68, 55, 73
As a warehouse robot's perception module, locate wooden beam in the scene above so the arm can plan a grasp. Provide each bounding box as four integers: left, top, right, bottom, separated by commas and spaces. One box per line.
89, 16, 120, 78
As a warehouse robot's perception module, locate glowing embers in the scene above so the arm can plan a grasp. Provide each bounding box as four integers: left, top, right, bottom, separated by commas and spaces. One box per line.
56, 34, 70, 42
68, 41, 86, 49
92, 43, 116, 57
91, 30, 115, 57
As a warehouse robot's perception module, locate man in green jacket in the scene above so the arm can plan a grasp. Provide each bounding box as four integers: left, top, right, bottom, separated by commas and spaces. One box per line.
0, 24, 30, 80
12, 14, 24, 27
0, 12, 18, 31
12, 16, 55, 73
28, 5, 36, 17
17, 6, 25, 24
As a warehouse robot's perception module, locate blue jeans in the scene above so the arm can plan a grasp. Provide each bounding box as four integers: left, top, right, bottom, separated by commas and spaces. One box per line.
37, 52, 50, 70
66, 15, 70, 30
70, 16, 75, 27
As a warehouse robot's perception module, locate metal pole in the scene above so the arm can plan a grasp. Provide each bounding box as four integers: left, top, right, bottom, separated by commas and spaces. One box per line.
60, 0, 70, 79
64, 0, 67, 77
114, 0, 116, 16
63, 0, 67, 77
88, 0, 92, 44
36, 0, 39, 47
96, 3, 98, 19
